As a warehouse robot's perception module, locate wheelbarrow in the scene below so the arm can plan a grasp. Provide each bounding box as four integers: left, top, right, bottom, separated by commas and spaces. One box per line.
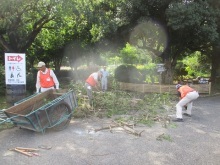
0, 89, 77, 133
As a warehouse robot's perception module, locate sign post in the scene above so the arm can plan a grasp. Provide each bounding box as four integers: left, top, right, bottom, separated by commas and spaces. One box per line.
156, 64, 166, 93
5, 53, 26, 104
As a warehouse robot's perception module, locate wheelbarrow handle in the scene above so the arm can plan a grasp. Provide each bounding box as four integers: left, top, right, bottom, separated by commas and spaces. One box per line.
0, 115, 17, 124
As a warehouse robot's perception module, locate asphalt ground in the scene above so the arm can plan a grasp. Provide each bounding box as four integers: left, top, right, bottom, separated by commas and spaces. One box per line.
1, 95, 220, 165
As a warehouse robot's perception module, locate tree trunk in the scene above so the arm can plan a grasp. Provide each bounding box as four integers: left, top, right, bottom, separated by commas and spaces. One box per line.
162, 59, 173, 84
160, 42, 175, 85
211, 45, 220, 94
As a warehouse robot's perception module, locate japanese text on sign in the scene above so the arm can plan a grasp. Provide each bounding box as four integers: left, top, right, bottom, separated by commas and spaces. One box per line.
5, 53, 26, 85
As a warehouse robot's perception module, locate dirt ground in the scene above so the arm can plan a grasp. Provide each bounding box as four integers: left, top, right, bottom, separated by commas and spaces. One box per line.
0, 95, 220, 165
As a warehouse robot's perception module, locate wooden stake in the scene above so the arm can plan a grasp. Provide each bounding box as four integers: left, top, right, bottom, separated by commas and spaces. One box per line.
94, 125, 118, 132
14, 148, 33, 157
16, 147, 39, 152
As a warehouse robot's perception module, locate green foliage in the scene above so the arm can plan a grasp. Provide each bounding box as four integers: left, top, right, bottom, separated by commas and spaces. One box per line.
175, 51, 211, 79
0, 64, 5, 95
120, 43, 140, 65
119, 43, 155, 65
0, 0, 64, 52
107, 75, 120, 90
107, 56, 122, 66
0, 122, 14, 132
100, 51, 122, 66
68, 81, 87, 97
137, 64, 158, 83
0, 95, 8, 109
73, 83, 172, 127
116, 43, 161, 83
183, 53, 204, 77
156, 133, 173, 142
26, 68, 38, 94
114, 63, 160, 84
166, 0, 218, 48
1, 0, 219, 89
0, 95, 14, 131
114, 65, 144, 83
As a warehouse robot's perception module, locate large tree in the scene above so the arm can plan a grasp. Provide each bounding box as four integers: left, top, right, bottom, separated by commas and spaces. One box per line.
164, 0, 218, 83
207, 0, 220, 92
1, 0, 220, 92
0, 0, 60, 53
113, 0, 219, 85
0, 0, 75, 70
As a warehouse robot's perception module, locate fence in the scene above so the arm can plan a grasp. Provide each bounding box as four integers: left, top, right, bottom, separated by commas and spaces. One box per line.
119, 82, 211, 95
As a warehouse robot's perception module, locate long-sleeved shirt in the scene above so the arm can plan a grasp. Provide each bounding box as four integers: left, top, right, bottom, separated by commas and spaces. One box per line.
101, 70, 109, 79
36, 68, 59, 92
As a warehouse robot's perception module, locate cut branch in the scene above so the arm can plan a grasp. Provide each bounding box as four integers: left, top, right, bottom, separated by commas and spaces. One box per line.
94, 120, 143, 137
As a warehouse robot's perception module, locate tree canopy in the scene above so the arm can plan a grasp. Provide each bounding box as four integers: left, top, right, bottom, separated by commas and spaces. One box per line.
0, 0, 220, 89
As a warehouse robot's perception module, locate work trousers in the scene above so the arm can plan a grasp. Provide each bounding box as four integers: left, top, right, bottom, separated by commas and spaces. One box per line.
85, 82, 93, 102
101, 78, 108, 91
41, 86, 55, 92
176, 91, 199, 118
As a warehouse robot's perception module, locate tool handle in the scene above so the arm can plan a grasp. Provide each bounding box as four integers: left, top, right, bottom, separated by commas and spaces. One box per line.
16, 147, 39, 151
14, 148, 33, 157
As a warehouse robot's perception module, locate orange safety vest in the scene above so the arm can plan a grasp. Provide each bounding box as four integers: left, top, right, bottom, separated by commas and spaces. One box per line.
178, 85, 194, 98
86, 75, 97, 87
39, 69, 55, 88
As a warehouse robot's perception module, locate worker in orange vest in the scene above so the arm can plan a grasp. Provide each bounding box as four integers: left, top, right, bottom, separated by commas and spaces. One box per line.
36, 61, 59, 93
173, 84, 199, 122
85, 71, 102, 104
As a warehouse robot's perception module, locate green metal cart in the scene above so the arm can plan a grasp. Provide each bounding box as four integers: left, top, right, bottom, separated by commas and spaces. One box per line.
0, 89, 77, 133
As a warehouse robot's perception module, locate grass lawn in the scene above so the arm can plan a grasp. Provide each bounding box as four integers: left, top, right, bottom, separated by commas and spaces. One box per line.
0, 96, 14, 131
0, 96, 10, 109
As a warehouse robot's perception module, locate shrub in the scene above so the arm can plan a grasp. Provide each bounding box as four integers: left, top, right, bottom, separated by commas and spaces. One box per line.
26, 67, 38, 94
0, 64, 6, 95
114, 65, 144, 83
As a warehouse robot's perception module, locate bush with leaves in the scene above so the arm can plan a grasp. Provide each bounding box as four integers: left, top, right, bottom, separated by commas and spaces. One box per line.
26, 68, 38, 94
114, 65, 144, 83
0, 64, 6, 95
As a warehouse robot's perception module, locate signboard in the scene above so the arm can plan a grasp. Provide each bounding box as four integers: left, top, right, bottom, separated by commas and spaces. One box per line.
5, 53, 26, 85
156, 63, 166, 73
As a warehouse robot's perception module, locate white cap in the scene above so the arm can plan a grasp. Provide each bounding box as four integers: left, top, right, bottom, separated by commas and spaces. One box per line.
176, 84, 182, 89
37, 61, 45, 67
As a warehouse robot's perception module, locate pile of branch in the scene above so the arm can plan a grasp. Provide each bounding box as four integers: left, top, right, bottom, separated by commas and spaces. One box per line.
94, 120, 144, 137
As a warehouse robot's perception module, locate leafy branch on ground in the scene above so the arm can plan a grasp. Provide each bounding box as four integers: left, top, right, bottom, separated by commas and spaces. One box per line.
0, 80, 177, 131
70, 82, 176, 127
0, 122, 14, 132
156, 133, 173, 142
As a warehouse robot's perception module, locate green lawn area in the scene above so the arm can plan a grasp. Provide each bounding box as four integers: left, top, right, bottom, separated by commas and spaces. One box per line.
0, 96, 14, 131
0, 96, 9, 109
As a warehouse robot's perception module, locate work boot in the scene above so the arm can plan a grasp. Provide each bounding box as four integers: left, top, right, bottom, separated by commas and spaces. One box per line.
183, 113, 191, 117
172, 118, 183, 122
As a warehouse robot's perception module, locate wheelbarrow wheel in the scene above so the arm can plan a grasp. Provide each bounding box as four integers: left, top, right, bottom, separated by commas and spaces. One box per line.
49, 102, 72, 131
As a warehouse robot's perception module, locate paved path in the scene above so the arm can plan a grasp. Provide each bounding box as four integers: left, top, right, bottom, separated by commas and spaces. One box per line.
0, 95, 220, 165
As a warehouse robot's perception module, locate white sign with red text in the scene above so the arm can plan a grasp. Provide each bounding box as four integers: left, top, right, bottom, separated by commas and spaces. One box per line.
5, 53, 26, 85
